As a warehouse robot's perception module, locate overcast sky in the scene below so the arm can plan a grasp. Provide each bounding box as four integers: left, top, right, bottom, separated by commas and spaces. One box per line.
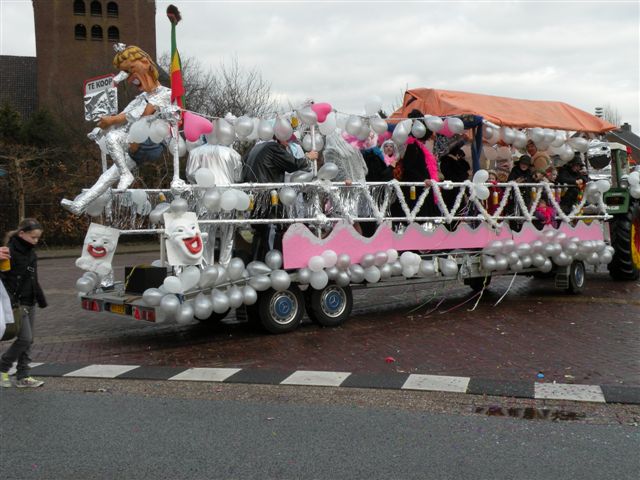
1, 0, 639, 131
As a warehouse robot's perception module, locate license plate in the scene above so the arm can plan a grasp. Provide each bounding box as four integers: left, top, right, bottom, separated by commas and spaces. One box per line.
110, 304, 126, 315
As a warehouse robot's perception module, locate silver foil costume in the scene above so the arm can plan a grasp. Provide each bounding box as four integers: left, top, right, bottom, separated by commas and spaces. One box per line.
323, 131, 369, 220
186, 144, 243, 266
61, 86, 172, 215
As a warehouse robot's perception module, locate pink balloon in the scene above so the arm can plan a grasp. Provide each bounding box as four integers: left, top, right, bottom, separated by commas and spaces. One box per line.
310, 103, 332, 123
438, 118, 454, 138
183, 111, 213, 142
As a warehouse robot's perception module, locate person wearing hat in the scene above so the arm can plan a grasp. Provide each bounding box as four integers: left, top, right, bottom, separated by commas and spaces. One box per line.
508, 155, 534, 183
440, 138, 470, 211
557, 154, 590, 214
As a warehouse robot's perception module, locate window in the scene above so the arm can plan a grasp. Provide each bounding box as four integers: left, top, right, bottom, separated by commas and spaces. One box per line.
91, 25, 103, 40
90, 1, 102, 16
106, 2, 118, 18
107, 26, 119, 42
75, 24, 87, 40
73, 0, 86, 15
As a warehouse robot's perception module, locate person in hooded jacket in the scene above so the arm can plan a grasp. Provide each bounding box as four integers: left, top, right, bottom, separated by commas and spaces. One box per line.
557, 155, 590, 214
0, 218, 47, 388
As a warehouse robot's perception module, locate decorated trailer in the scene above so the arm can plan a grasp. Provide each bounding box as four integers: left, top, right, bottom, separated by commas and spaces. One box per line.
66, 52, 625, 334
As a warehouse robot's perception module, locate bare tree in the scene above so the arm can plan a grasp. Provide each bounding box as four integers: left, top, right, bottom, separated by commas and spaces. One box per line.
602, 104, 621, 127
159, 54, 277, 118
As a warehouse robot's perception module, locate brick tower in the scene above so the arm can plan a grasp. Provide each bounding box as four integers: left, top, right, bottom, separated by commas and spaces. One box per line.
32, 0, 157, 122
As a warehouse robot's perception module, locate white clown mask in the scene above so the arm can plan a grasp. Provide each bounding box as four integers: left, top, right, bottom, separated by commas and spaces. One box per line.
163, 211, 204, 266
75, 223, 120, 278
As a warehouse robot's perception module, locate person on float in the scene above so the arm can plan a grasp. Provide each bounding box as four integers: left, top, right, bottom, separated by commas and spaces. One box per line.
186, 142, 243, 266
61, 44, 172, 215
0, 219, 47, 388
242, 136, 316, 261
439, 138, 471, 212
557, 154, 590, 214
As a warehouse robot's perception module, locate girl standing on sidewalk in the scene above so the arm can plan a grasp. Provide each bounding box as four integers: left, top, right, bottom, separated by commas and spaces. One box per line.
0, 218, 47, 388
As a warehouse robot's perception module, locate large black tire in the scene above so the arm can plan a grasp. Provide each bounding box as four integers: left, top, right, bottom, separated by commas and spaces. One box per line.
608, 201, 640, 281
256, 286, 304, 334
306, 284, 353, 327
464, 275, 492, 292
566, 261, 586, 294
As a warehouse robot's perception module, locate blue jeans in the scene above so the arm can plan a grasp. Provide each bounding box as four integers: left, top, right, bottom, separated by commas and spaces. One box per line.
0, 306, 35, 380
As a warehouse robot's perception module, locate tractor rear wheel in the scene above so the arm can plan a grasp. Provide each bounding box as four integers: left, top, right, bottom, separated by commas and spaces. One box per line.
608, 201, 640, 281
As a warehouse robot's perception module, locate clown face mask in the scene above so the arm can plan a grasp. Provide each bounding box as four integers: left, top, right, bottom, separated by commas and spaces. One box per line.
164, 212, 204, 266
75, 223, 120, 278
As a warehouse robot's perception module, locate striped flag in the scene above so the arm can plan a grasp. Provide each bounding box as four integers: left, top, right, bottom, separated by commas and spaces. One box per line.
167, 5, 184, 108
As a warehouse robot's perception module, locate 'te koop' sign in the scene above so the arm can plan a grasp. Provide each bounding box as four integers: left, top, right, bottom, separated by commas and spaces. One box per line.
84, 74, 115, 96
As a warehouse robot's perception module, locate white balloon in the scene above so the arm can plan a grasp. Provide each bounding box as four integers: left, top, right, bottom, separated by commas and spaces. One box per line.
345, 115, 363, 135
279, 187, 297, 207
242, 285, 258, 305
216, 118, 236, 146
168, 136, 187, 157
265, 250, 283, 270
336, 253, 351, 270
439, 258, 458, 277
128, 119, 150, 143
364, 266, 381, 283
349, 264, 365, 283
235, 116, 254, 139
179, 265, 201, 291
317, 162, 339, 181
227, 286, 244, 309
220, 189, 238, 211
411, 120, 427, 138
310, 270, 329, 290
163, 275, 183, 294
227, 258, 245, 281
447, 117, 464, 135
360, 253, 375, 268
308, 255, 326, 272
193, 293, 213, 319
473, 170, 489, 184
321, 250, 338, 268
149, 119, 169, 143
203, 188, 222, 211
258, 119, 274, 141
274, 116, 293, 142
211, 289, 230, 314
512, 131, 527, 149
386, 249, 399, 263
475, 185, 490, 201
159, 294, 180, 317
198, 266, 219, 288
270, 269, 291, 291
596, 179, 610, 193
142, 288, 164, 307
426, 116, 444, 133
234, 190, 251, 211
170, 198, 188, 215
194, 168, 216, 188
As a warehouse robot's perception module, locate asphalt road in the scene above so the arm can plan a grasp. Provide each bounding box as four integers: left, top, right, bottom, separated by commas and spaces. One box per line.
1, 379, 639, 480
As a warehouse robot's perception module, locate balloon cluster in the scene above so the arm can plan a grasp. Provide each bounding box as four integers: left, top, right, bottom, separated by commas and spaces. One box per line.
128, 118, 171, 144
628, 171, 640, 199
148, 197, 190, 225
299, 248, 458, 290
75, 271, 101, 294
139, 250, 301, 324
480, 230, 613, 274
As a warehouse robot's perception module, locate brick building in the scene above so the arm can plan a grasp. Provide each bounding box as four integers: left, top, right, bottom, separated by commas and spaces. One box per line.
1, 0, 157, 121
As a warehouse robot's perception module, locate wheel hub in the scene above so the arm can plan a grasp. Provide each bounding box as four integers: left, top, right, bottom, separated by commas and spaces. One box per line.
320, 287, 346, 318
269, 291, 298, 325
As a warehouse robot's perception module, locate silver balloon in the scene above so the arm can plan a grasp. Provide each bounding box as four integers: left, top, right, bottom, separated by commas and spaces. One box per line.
274, 116, 293, 142
374, 251, 388, 266
481, 255, 496, 272
380, 263, 393, 279
297, 268, 312, 284
586, 252, 600, 265
426, 116, 444, 132
501, 239, 516, 254
345, 115, 363, 135
193, 293, 214, 319
149, 202, 171, 224
270, 269, 291, 291
170, 198, 188, 215
402, 266, 418, 279
391, 260, 403, 276
335, 271, 351, 287
317, 162, 339, 181
82, 271, 100, 286
258, 119, 274, 141
531, 240, 544, 253
348, 264, 365, 283
483, 240, 503, 255
247, 261, 272, 275
370, 116, 388, 134
242, 285, 258, 305
310, 270, 329, 290
265, 250, 283, 270
542, 244, 556, 257
203, 189, 222, 211
539, 259, 553, 273
507, 251, 520, 265
279, 187, 297, 207
419, 260, 435, 276
411, 120, 427, 138
75, 277, 94, 293
235, 116, 255, 139
326, 266, 340, 280
364, 266, 381, 283
298, 107, 318, 125
290, 170, 314, 183
360, 253, 375, 268
142, 288, 164, 306
439, 258, 458, 277
198, 266, 219, 288
249, 274, 272, 291
159, 294, 180, 317
599, 250, 613, 264
521, 255, 532, 268
211, 289, 230, 314
227, 258, 245, 281
227, 286, 244, 309
176, 302, 195, 324
215, 265, 228, 286
510, 260, 524, 272
216, 118, 236, 146
553, 252, 572, 266
532, 253, 546, 267
495, 254, 509, 270
515, 243, 532, 256
336, 253, 351, 270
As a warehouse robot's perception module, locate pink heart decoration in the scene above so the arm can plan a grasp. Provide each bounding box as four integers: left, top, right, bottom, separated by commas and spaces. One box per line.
311, 103, 333, 123
183, 111, 213, 142
438, 118, 454, 138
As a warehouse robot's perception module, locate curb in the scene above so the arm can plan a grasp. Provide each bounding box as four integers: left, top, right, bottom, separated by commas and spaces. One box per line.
12, 363, 640, 405
38, 245, 158, 260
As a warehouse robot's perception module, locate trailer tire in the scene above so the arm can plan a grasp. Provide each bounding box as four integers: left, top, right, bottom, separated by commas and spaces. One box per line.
465, 276, 491, 292
566, 261, 586, 294
257, 286, 304, 334
608, 201, 640, 281
306, 284, 353, 327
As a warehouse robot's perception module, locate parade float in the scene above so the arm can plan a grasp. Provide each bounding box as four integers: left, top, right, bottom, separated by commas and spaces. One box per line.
66, 6, 639, 334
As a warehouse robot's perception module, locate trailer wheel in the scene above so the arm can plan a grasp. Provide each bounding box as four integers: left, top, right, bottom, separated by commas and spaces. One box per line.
257, 287, 304, 334
608, 201, 640, 281
566, 261, 586, 294
306, 284, 353, 327
465, 276, 491, 292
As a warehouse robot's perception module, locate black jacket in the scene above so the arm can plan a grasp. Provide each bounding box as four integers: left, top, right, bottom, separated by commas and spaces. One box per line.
242, 141, 310, 183
557, 165, 590, 214
1, 235, 47, 308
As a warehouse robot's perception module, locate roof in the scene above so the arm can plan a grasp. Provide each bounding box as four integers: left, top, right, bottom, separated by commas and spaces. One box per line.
391, 88, 616, 133
607, 126, 640, 164
0, 55, 37, 120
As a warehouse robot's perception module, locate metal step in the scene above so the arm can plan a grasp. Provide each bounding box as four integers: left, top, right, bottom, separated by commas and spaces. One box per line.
555, 273, 569, 289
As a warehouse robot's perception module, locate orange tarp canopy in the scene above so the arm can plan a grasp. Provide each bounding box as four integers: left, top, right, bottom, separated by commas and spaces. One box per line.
391, 88, 616, 133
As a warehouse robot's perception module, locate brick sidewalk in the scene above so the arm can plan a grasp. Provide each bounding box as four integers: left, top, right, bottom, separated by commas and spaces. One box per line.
21, 252, 640, 387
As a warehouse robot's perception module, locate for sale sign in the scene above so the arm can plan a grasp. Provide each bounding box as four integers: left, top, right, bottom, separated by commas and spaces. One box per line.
83, 74, 117, 121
